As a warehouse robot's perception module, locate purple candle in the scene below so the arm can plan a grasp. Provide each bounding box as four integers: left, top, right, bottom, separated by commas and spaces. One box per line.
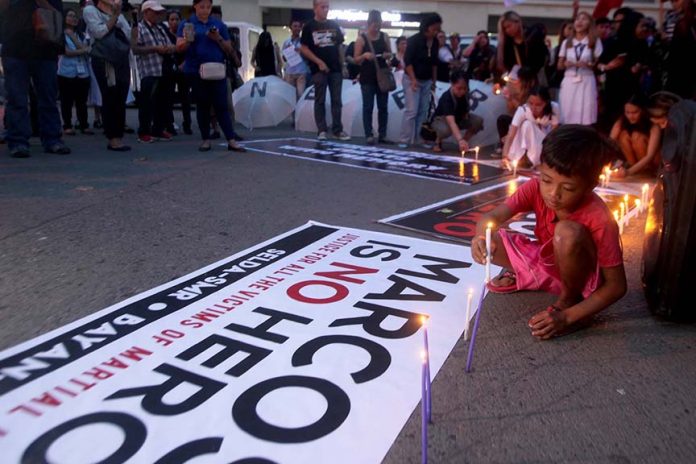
421, 350, 428, 464
421, 316, 432, 423
465, 282, 488, 373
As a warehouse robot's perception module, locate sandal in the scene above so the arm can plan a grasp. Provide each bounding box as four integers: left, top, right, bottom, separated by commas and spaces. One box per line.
486, 268, 518, 294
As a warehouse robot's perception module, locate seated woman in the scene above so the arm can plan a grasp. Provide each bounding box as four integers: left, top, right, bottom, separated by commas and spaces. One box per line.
610, 94, 661, 177
431, 70, 483, 153
502, 86, 559, 168
495, 66, 538, 156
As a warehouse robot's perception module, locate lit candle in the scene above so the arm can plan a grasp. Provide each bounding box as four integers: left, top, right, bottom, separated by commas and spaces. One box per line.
459, 158, 465, 178
503, 74, 510, 82
599, 174, 606, 189
464, 288, 474, 340
623, 195, 630, 226
494, 88, 501, 95
605, 166, 612, 187
635, 199, 641, 216
512, 159, 518, 177
485, 222, 493, 283
614, 210, 623, 235
474, 146, 480, 161
420, 316, 432, 423
421, 350, 428, 464
642, 184, 649, 211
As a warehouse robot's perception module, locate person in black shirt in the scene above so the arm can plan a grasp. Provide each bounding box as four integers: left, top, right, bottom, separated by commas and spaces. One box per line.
463, 30, 496, 81
354, 10, 393, 145
431, 70, 483, 153
300, 0, 350, 141
399, 13, 442, 146
1, 0, 71, 158
496, 11, 548, 79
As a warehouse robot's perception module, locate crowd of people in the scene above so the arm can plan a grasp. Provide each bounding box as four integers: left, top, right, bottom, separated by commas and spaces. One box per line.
1, 0, 695, 181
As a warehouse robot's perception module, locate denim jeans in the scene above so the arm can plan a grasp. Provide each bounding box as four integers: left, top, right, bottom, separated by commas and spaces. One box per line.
2, 57, 63, 149
312, 71, 343, 134
192, 76, 237, 141
399, 74, 432, 144
360, 82, 388, 138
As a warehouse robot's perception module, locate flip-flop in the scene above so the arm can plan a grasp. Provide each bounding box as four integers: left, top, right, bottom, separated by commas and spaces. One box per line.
486, 268, 518, 294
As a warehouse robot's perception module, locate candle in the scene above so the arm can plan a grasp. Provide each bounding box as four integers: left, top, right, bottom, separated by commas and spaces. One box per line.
459, 158, 465, 178
474, 146, 480, 161
503, 74, 510, 82
599, 174, 606, 189
635, 199, 641, 216
614, 210, 623, 235
512, 159, 518, 177
485, 222, 493, 283
420, 316, 432, 423
465, 281, 488, 373
642, 184, 649, 211
464, 288, 474, 340
421, 350, 428, 464
623, 195, 630, 226
605, 166, 612, 186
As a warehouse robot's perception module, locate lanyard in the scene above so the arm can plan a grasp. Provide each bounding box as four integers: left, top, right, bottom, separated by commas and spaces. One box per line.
574, 43, 586, 62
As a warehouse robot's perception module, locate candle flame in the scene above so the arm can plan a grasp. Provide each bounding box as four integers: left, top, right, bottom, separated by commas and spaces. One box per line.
623, 194, 629, 202
421, 350, 428, 363
613, 211, 619, 221
421, 315, 427, 326
635, 199, 641, 207
487, 222, 494, 229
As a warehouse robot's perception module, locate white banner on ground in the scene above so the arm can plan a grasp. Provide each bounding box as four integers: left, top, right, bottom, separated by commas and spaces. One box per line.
0, 222, 492, 464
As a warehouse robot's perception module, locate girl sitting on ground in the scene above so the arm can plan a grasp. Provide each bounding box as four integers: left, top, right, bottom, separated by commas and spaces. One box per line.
502, 86, 559, 169
610, 94, 661, 178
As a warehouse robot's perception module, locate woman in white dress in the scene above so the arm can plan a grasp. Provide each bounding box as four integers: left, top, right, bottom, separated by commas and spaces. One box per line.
557, 12, 602, 125
502, 86, 559, 168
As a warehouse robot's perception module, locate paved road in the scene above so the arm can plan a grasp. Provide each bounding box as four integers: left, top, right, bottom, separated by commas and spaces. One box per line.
1, 113, 695, 463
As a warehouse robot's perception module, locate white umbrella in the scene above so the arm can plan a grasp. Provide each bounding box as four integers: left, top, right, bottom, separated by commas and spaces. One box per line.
233, 76, 296, 129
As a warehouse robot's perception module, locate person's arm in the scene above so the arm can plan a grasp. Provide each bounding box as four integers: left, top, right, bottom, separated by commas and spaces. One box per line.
627, 124, 662, 175
529, 264, 626, 339
275, 43, 283, 75
471, 203, 516, 265
300, 44, 328, 72
463, 41, 476, 58
609, 119, 622, 141
444, 115, 469, 152
83, 4, 122, 40
130, 25, 167, 55
502, 124, 518, 160
353, 36, 374, 65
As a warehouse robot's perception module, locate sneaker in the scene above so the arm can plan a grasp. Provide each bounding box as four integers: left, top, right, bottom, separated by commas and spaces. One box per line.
317, 131, 328, 141
10, 146, 31, 158
63, 128, 77, 136
334, 131, 351, 141
366, 136, 376, 145
45, 143, 71, 155
138, 135, 155, 144
154, 131, 173, 141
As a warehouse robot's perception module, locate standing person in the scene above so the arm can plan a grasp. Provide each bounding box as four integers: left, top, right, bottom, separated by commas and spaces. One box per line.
84, 0, 132, 151
162, 9, 192, 134
131, 0, 175, 143
1, 0, 71, 158
664, 0, 696, 99
502, 86, 559, 168
175, 0, 245, 152
251, 31, 282, 77
300, 0, 350, 141
58, 8, 94, 136
399, 13, 442, 147
548, 21, 573, 95
390, 36, 407, 71
282, 19, 310, 100
354, 9, 393, 145
430, 70, 483, 153
79, 0, 104, 130
496, 11, 547, 78
557, 12, 602, 125
463, 30, 496, 82
436, 31, 450, 82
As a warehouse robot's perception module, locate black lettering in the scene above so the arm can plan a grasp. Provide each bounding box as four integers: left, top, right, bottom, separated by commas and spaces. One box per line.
396, 254, 470, 284
22, 412, 145, 464
176, 334, 272, 377
225, 307, 312, 344
292, 335, 391, 384
106, 364, 225, 415
364, 275, 445, 301
349, 245, 401, 262
155, 437, 222, 464
330, 301, 423, 339
232, 375, 350, 443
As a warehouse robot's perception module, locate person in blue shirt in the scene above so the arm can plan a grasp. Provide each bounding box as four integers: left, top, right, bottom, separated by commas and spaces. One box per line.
175, 0, 245, 152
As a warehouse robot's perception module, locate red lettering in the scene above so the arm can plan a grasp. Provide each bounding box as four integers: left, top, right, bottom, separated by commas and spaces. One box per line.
287, 280, 349, 304
120, 346, 154, 361
31, 393, 61, 407
82, 367, 114, 381
314, 262, 378, 284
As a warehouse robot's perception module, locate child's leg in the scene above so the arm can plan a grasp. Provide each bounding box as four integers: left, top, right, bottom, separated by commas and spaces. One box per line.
553, 220, 597, 309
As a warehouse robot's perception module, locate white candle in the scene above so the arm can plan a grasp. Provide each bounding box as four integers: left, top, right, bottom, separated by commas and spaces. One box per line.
464, 288, 474, 340
623, 195, 630, 226
605, 167, 612, 187
614, 210, 623, 235
599, 174, 606, 189
642, 184, 649, 212
512, 159, 518, 177
474, 146, 480, 161
485, 222, 492, 283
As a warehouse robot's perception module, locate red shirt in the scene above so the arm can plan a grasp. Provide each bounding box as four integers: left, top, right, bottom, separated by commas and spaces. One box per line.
504, 178, 623, 268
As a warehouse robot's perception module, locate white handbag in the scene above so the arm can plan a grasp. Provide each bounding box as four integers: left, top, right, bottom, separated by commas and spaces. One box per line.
199, 62, 226, 80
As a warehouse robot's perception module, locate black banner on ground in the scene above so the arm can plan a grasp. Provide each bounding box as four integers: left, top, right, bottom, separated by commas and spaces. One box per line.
241, 138, 510, 185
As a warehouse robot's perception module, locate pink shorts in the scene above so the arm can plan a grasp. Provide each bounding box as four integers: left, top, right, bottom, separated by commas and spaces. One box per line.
498, 229, 600, 298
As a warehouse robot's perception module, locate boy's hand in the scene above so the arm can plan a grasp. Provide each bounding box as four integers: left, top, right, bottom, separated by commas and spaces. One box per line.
471, 234, 493, 265
528, 307, 568, 340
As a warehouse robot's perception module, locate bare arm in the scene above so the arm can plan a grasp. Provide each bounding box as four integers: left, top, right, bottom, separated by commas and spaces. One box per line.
502, 124, 518, 160
529, 264, 627, 339
471, 203, 515, 265
353, 36, 374, 65
609, 120, 622, 141
463, 41, 476, 58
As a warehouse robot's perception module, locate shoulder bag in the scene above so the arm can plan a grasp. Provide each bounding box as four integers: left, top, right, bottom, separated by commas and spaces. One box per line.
365, 32, 396, 93
33, 0, 63, 46
90, 10, 130, 65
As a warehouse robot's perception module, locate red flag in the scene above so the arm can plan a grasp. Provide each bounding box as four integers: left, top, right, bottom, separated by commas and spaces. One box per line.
593, 0, 623, 19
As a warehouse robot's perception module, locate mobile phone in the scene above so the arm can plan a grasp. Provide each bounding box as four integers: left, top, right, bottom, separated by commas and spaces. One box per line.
209, 26, 218, 33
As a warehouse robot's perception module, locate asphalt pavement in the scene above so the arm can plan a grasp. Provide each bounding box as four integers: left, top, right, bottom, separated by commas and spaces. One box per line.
1, 112, 695, 463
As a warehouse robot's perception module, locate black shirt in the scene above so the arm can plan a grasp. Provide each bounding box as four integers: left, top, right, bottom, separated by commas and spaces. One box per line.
502, 40, 547, 75
404, 32, 439, 81
359, 32, 388, 85
1, 0, 64, 59
300, 18, 344, 74
434, 89, 470, 123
